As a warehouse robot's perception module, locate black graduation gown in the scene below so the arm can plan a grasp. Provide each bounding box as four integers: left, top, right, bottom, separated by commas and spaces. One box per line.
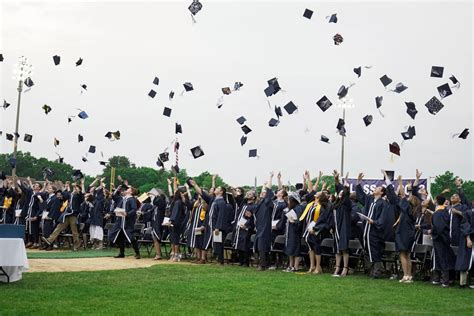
350, 202, 363, 240
89, 188, 105, 227
284, 205, 303, 257
108, 196, 138, 244
455, 208, 474, 272
253, 189, 275, 252
233, 204, 255, 251
271, 199, 287, 240
333, 186, 352, 253
431, 207, 454, 271
201, 193, 228, 248
356, 184, 386, 263
58, 191, 84, 223
170, 199, 187, 245
187, 201, 206, 249
449, 203, 469, 247
301, 202, 319, 252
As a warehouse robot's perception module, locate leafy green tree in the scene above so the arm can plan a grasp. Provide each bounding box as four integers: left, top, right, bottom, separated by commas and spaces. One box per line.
430, 171, 474, 202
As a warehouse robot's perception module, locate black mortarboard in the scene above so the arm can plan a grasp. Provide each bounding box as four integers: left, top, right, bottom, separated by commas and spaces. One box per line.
68, 117, 72, 123
3, 100, 10, 109
148, 90, 156, 98
54, 138, 60, 147
320, 135, 330, 143
76, 58, 83, 66
172, 165, 180, 174
401, 126, 416, 140
156, 159, 164, 168
222, 87, 231, 95
337, 85, 348, 98
430, 66, 444, 78
274, 106, 283, 118
458, 128, 469, 139
389, 142, 400, 156
236, 116, 246, 125
42, 104, 52, 114
153, 77, 159, 85
295, 183, 303, 190
234, 82, 243, 90
264, 78, 281, 97
336, 118, 346, 136
380, 75, 392, 87
169, 91, 175, 100
72, 170, 83, 181
112, 131, 121, 140
6, 133, 13, 141
0, 54, 3, 62
328, 13, 337, 23
363, 115, 373, 126
384, 171, 395, 181
88, 145, 96, 154
99, 161, 107, 166
316, 96, 332, 112
353, 66, 361, 77
375, 96, 383, 108
188, 0, 203, 15
425, 96, 444, 115
42, 167, 55, 179
175, 123, 182, 134
241, 125, 252, 134
449, 75, 459, 85
405, 102, 418, 120
183, 82, 194, 92
163, 107, 172, 117
24, 134, 33, 143
53, 55, 60, 66
81, 84, 87, 91
249, 149, 257, 157
24, 77, 34, 88
159, 152, 169, 162
303, 8, 313, 19
240, 135, 247, 146
283, 101, 297, 115
190, 146, 204, 159
392, 82, 408, 93
437, 83, 452, 99
82, 156, 88, 162
78, 111, 88, 119
268, 118, 279, 127
58, 156, 64, 163
78, 134, 84, 142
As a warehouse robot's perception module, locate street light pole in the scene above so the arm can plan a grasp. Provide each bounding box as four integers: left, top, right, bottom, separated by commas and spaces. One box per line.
12, 80, 24, 178
341, 108, 346, 176
336, 97, 354, 176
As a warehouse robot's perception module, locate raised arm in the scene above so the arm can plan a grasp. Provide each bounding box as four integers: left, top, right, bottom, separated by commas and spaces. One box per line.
277, 172, 282, 190
355, 172, 368, 206
315, 171, 322, 192
167, 178, 173, 197
211, 174, 217, 192
455, 177, 469, 206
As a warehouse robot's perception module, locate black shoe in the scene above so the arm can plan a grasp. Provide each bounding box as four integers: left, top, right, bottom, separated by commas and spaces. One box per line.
114, 254, 125, 258
45, 245, 53, 251
41, 236, 51, 246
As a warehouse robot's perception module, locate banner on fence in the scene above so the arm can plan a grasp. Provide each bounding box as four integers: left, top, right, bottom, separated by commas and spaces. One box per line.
345, 179, 428, 195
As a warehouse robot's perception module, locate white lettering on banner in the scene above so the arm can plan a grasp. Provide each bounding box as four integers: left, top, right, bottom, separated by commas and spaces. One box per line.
346, 179, 427, 194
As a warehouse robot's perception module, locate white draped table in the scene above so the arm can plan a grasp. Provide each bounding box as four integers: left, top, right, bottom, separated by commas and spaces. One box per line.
0, 238, 29, 283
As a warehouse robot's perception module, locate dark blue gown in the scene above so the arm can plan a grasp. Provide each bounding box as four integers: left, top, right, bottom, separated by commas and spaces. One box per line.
333, 185, 352, 253
455, 208, 474, 272
233, 204, 255, 252
284, 205, 303, 256
170, 199, 187, 245
108, 196, 138, 244
187, 201, 206, 249
253, 189, 275, 253
431, 207, 455, 273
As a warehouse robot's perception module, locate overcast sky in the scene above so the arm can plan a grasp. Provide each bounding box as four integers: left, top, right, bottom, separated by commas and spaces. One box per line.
0, 0, 472, 186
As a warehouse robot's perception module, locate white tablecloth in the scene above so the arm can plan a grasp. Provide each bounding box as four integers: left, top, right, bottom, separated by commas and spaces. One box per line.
0, 238, 29, 283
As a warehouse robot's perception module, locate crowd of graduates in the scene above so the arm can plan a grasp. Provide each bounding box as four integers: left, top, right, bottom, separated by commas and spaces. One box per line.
0, 169, 472, 289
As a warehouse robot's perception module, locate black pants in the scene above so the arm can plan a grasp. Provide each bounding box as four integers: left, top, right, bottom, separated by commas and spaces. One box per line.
42, 220, 54, 239
28, 220, 40, 244
117, 230, 140, 255
259, 251, 268, 268
238, 250, 250, 266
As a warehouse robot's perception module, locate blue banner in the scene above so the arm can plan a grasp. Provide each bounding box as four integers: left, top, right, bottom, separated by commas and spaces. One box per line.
345, 179, 428, 195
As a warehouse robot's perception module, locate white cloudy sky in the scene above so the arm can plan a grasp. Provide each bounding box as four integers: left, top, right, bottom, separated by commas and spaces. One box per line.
0, 0, 472, 186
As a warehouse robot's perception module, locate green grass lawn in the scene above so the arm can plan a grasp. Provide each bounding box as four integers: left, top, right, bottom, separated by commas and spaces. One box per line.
26, 248, 132, 259
1, 263, 472, 315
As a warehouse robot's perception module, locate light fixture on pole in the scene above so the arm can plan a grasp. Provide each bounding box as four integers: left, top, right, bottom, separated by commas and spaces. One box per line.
11, 56, 33, 178
336, 97, 355, 176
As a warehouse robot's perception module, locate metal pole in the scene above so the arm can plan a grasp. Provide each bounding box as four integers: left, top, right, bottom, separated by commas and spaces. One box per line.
340, 108, 346, 175
12, 80, 23, 178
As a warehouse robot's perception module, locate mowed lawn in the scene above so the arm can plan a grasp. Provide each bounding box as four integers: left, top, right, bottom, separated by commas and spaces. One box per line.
1, 261, 473, 315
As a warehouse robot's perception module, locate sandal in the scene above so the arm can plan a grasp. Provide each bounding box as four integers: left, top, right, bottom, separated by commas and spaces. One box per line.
340, 267, 349, 277
153, 255, 162, 261
307, 267, 316, 274
332, 266, 341, 277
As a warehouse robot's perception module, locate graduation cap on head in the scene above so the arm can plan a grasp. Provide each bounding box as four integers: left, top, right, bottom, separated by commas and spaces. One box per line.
190, 146, 204, 159
188, 0, 203, 15
6, 133, 14, 141
391, 82, 408, 93
363, 115, 373, 126
437, 83, 452, 99
353, 66, 361, 77
303, 8, 313, 19
268, 118, 279, 127
183, 82, 194, 92
234, 82, 243, 90
284, 101, 297, 115
249, 149, 258, 158
405, 102, 418, 119
380, 75, 392, 87
72, 170, 83, 181
337, 85, 348, 99
163, 107, 172, 117
76, 58, 83, 66
384, 171, 395, 181
175, 123, 182, 134
316, 96, 332, 112
2, 100, 10, 109
78, 134, 84, 142
430, 66, 444, 78
328, 13, 338, 23
264, 77, 281, 97
53, 55, 60, 66
336, 118, 346, 136
320, 135, 330, 143
88, 145, 96, 154
240, 135, 247, 146
425, 96, 444, 115
236, 116, 246, 125
222, 87, 231, 95
241, 125, 252, 135
78, 110, 88, 119
23, 134, 32, 143
274, 106, 283, 118
401, 126, 416, 140
389, 142, 400, 156
153, 77, 159, 85
54, 138, 60, 147
148, 90, 156, 98
458, 128, 469, 139
24, 77, 34, 88
169, 91, 175, 100
375, 96, 383, 108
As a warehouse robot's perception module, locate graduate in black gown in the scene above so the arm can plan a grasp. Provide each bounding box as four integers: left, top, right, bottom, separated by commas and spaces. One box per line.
233, 190, 256, 266
142, 190, 167, 260
21, 178, 43, 248
169, 186, 189, 262
187, 196, 208, 263
42, 184, 62, 240
284, 192, 304, 272
449, 178, 471, 247
269, 172, 288, 269
455, 203, 473, 287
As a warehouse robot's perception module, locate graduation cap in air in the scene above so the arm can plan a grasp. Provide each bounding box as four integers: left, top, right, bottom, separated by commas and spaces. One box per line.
449, 75, 460, 88
0, 54, 3, 62
375, 96, 383, 109
159, 152, 169, 162
234, 82, 244, 90
316, 96, 332, 112
384, 171, 395, 181
437, 83, 452, 99
222, 87, 231, 95
190, 146, 204, 159
105, 130, 121, 140
458, 128, 469, 139
283, 101, 297, 115
183, 82, 194, 92
54, 138, 60, 147
389, 142, 400, 156
72, 170, 84, 181
337, 85, 348, 99
405, 102, 418, 119
23, 134, 33, 143
169, 91, 175, 100
153, 77, 159, 85
425, 96, 444, 115
336, 118, 346, 136
320, 135, 330, 143
163, 107, 172, 117
274, 106, 283, 118
353, 66, 361, 77
240, 135, 247, 146
56, 153, 64, 164
363, 115, 373, 126
175, 123, 182, 134
268, 118, 279, 127
42, 104, 52, 114
82, 157, 88, 162
155, 158, 164, 168
328, 13, 338, 23
401, 126, 416, 140
88, 145, 96, 154
148, 90, 157, 98
53, 55, 61, 66
303, 8, 313, 19
42, 167, 55, 179
188, 0, 203, 15
249, 149, 258, 158
24, 77, 34, 88
78, 110, 88, 119
241, 125, 252, 135
236, 116, 246, 125
333, 33, 343, 45
264, 77, 281, 97
172, 165, 180, 174
99, 161, 107, 166
380, 75, 392, 87
6, 133, 14, 141
78, 134, 84, 142
2, 100, 10, 109
80, 84, 87, 91
430, 66, 444, 78
76, 58, 83, 66
391, 82, 408, 93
